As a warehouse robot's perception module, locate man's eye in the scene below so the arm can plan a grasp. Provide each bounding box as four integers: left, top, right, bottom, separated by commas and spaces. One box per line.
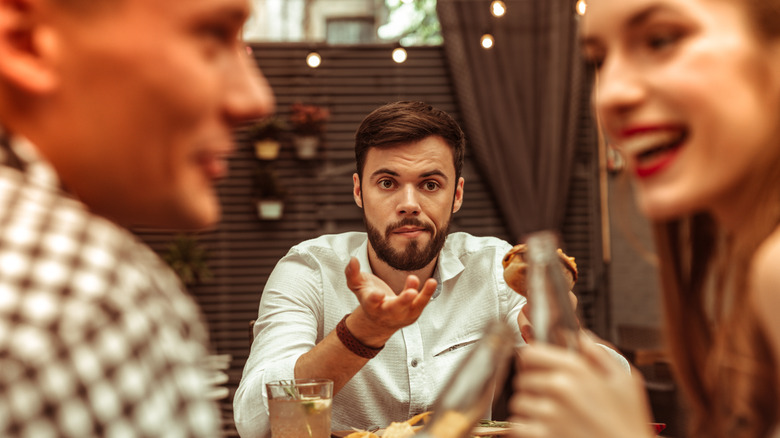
423, 181, 440, 191
378, 180, 394, 189
199, 23, 236, 45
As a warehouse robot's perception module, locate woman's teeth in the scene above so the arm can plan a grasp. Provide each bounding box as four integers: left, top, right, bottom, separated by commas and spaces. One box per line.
620, 130, 686, 162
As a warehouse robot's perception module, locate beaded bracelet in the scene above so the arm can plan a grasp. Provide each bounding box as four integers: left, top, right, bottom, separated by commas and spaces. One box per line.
336, 314, 384, 359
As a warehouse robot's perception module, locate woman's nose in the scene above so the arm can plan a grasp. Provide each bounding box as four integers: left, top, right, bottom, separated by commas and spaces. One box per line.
593, 54, 646, 118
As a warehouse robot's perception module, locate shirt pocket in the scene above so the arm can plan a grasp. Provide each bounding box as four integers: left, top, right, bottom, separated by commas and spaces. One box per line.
433, 338, 480, 357
428, 333, 483, 389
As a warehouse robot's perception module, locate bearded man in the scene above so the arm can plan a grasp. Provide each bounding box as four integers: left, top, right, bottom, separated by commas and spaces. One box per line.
234, 101, 528, 436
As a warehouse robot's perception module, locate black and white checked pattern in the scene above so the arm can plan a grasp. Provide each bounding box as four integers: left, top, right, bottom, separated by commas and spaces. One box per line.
0, 136, 220, 437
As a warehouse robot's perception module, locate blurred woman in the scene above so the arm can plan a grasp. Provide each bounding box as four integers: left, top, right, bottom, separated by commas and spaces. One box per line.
510, 1, 780, 437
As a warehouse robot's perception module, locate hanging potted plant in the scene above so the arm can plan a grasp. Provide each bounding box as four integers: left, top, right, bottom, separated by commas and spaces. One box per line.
253, 165, 287, 220
162, 234, 213, 286
288, 103, 330, 159
248, 116, 287, 160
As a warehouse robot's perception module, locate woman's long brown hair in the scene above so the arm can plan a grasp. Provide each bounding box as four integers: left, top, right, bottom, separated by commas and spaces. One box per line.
651, 117, 780, 437
643, 2, 780, 436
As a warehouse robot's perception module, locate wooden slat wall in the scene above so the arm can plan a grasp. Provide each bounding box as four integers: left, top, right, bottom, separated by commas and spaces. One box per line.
133, 43, 604, 436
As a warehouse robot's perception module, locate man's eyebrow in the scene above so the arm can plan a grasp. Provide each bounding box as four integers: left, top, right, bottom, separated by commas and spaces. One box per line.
193, 4, 250, 23
420, 170, 448, 181
368, 168, 449, 180
369, 168, 399, 179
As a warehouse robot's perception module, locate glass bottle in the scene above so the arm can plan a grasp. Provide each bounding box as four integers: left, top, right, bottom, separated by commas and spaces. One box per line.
525, 230, 580, 350
414, 320, 516, 438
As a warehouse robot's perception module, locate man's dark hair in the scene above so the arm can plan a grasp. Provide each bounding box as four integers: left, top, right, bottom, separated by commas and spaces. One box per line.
354, 101, 466, 181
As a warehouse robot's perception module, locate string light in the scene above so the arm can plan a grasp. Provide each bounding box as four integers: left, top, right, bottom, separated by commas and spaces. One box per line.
576, 0, 587, 15
490, 0, 507, 17
392, 47, 408, 63
480, 34, 494, 49
306, 51, 321, 68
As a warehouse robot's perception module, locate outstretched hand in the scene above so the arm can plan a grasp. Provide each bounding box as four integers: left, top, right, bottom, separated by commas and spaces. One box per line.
343, 257, 437, 346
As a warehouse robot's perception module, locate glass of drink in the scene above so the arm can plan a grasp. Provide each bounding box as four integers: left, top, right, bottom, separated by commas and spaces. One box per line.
266, 379, 333, 438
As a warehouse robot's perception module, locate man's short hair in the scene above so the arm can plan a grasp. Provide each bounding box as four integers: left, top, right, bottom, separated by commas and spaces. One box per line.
354, 101, 466, 181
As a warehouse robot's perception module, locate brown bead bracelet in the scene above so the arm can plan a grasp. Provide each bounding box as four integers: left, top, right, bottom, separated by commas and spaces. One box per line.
336, 313, 384, 359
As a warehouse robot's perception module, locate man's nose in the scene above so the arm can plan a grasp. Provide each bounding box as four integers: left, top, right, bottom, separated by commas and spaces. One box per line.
224, 47, 275, 124
397, 185, 421, 216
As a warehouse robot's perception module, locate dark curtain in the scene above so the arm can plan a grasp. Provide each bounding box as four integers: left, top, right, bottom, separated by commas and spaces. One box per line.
437, 0, 585, 243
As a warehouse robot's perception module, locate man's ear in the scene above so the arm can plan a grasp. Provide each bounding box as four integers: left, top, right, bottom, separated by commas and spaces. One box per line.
0, 0, 59, 94
352, 173, 363, 208
452, 177, 464, 213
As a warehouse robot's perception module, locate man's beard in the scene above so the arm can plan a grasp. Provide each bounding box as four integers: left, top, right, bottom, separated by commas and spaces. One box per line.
365, 216, 449, 272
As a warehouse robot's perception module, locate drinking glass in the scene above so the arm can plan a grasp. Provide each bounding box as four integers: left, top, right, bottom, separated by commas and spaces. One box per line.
266, 379, 333, 438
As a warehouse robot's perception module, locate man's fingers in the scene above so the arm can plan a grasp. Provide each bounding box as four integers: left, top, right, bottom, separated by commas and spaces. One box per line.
344, 257, 362, 291
403, 275, 421, 291
411, 278, 437, 309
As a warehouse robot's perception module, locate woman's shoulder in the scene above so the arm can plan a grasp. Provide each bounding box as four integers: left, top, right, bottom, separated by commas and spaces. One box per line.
752, 227, 780, 289
751, 227, 780, 324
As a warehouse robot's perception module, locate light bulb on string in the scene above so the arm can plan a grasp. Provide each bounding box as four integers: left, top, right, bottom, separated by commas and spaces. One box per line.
392, 47, 408, 63
490, 1, 507, 17
306, 51, 322, 68
576, 0, 587, 16
480, 34, 495, 49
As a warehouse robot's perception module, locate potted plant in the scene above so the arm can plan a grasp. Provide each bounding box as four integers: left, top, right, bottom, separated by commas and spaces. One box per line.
288, 103, 330, 159
248, 116, 287, 160
253, 165, 287, 220
162, 234, 212, 286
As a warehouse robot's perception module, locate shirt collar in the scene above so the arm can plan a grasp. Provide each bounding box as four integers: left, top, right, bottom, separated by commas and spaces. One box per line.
2, 134, 61, 192
354, 234, 466, 300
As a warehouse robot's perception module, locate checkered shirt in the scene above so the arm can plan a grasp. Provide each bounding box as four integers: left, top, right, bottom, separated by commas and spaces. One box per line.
0, 136, 221, 437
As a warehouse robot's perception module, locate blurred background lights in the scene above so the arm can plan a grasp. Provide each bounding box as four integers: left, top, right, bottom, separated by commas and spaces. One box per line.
480, 34, 494, 49
401, 0, 414, 4
490, 1, 507, 17
576, 0, 587, 15
392, 47, 408, 63
306, 51, 321, 68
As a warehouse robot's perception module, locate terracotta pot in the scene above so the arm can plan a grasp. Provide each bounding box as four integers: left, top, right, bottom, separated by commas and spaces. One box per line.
256, 199, 284, 220
292, 135, 319, 159
254, 139, 281, 160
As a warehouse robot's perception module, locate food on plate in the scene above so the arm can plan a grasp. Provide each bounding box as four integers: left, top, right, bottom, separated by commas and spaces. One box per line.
382, 421, 416, 438
502, 243, 577, 295
405, 411, 432, 426
426, 410, 472, 438
344, 432, 378, 438
343, 411, 431, 438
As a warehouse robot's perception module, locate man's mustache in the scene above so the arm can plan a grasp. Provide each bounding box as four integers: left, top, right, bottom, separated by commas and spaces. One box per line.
384, 217, 434, 237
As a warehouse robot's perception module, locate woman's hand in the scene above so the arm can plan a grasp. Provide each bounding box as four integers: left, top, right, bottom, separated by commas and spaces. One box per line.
510, 334, 654, 438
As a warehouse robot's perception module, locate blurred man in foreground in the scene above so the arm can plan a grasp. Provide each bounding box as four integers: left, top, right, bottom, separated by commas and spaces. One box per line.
0, 0, 273, 435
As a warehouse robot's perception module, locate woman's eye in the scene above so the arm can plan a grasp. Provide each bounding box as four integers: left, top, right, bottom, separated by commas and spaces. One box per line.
647, 31, 681, 51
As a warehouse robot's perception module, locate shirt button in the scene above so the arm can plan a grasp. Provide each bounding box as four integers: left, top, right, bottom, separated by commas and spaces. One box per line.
411, 359, 419, 367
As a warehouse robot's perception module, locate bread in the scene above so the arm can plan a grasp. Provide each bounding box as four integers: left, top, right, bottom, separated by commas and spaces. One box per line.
502, 243, 578, 295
